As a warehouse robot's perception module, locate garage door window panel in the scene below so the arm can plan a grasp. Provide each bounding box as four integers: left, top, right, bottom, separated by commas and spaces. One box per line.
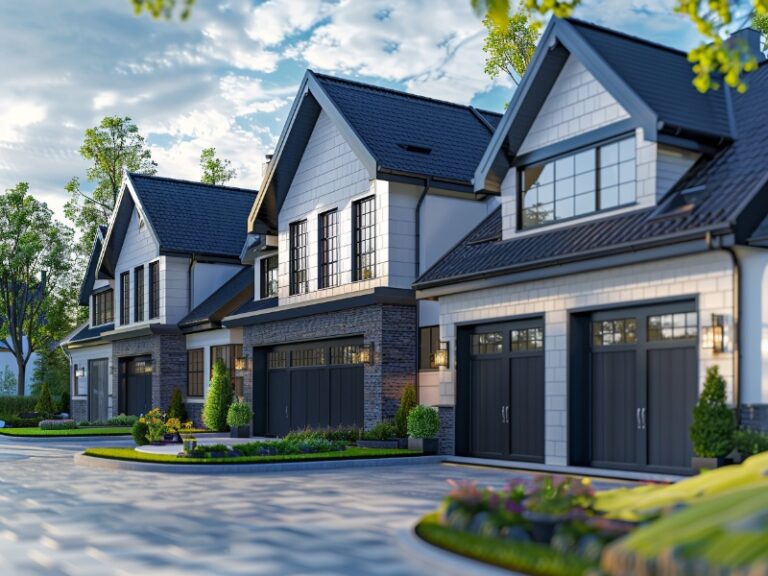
471, 332, 503, 355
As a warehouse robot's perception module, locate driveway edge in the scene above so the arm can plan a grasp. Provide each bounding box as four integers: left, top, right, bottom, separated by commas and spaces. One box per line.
74, 452, 446, 474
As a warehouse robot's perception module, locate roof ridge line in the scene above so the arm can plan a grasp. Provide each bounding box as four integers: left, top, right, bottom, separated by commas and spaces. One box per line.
567, 17, 688, 57
128, 172, 259, 195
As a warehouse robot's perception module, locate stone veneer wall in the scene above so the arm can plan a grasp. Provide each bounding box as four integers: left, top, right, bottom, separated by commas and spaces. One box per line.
111, 332, 187, 416
741, 404, 768, 433
436, 405, 455, 455
186, 402, 204, 428
242, 304, 416, 428
71, 398, 88, 423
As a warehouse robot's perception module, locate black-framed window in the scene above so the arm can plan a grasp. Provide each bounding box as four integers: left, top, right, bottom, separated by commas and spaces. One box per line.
648, 313, 698, 341
149, 261, 160, 319
419, 326, 440, 370
187, 348, 204, 397
319, 209, 339, 289
134, 266, 144, 322
471, 332, 503, 355
510, 327, 544, 352
260, 255, 278, 298
210, 344, 244, 397
520, 135, 635, 228
92, 289, 113, 326
120, 272, 130, 325
592, 318, 637, 347
289, 220, 308, 295
353, 195, 376, 281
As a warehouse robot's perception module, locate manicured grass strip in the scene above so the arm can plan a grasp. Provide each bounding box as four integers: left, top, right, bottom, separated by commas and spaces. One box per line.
415, 513, 597, 576
84, 446, 419, 464
0, 427, 133, 437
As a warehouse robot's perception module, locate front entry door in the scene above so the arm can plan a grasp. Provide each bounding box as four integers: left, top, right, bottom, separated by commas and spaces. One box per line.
119, 356, 152, 416
88, 358, 109, 421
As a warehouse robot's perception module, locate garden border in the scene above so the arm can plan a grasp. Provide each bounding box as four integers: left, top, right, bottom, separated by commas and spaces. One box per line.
74, 452, 445, 474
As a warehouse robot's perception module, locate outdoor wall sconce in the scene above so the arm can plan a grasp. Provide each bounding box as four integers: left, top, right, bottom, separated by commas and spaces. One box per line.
356, 344, 374, 365
235, 355, 251, 373
432, 342, 450, 368
702, 314, 726, 353
74, 366, 86, 379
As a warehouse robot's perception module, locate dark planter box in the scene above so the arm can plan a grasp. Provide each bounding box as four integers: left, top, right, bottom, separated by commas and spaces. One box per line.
357, 439, 400, 449
692, 456, 729, 470
523, 512, 562, 544
408, 438, 439, 454
230, 425, 251, 438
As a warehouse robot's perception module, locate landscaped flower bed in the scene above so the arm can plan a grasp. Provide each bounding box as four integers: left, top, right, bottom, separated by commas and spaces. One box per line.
0, 426, 136, 437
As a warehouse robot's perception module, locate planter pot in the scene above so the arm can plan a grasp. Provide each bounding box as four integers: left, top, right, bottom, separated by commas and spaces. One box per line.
230, 425, 251, 438
408, 438, 439, 454
692, 456, 729, 470
357, 439, 400, 449
523, 511, 563, 544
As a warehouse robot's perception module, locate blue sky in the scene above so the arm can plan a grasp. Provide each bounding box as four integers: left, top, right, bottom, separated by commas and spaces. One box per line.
0, 0, 702, 223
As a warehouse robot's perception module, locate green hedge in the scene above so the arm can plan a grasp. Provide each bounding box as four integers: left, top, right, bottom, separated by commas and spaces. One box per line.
0, 396, 38, 418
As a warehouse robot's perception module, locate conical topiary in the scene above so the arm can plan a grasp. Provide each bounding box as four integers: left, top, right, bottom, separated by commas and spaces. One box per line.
167, 388, 187, 421
35, 382, 56, 418
395, 384, 417, 438
202, 360, 233, 431
690, 365, 735, 458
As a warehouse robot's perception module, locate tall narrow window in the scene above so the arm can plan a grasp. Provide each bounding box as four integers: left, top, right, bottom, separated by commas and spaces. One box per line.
210, 344, 244, 397
353, 195, 376, 281
120, 272, 130, 325
92, 289, 114, 326
319, 209, 338, 289
289, 220, 308, 295
148, 261, 159, 319
187, 348, 204, 397
260, 255, 278, 298
134, 266, 144, 322
419, 326, 440, 370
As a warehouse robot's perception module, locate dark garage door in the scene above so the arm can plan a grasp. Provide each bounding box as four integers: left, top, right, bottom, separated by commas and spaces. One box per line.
259, 339, 365, 437
118, 356, 152, 417
458, 319, 545, 462
589, 303, 698, 475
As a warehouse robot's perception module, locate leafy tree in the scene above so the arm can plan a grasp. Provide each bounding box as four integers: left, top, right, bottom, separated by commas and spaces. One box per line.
482, 9, 540, 86
202, 359, 233, 431
0, 183, 74, 395
200, 147, 237, 186
131, 0, 196, 20
167, 387, 187, 421
64, 116, 157, 259
0, 367, 16, 396
31, 347, 69, 400
690, 365, 735, 458
395, 384, 418, 438
34, 382, 56, 418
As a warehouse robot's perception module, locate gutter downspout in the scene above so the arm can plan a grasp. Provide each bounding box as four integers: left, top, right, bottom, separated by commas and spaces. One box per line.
414, 177, 432, 405
707, 232, 741, 422
188, 255, 197, 313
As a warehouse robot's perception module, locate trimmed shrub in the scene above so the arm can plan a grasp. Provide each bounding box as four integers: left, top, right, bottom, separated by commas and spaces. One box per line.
39, 419, 77, 430
229, 437, 346, 457
733, 427, 768, 458
167, 388, 187, 421
0, 395, 37, 418
132, 419, 149, 446
78, 419, 110, 427
59, 391, 70, 414
226, 400, 253, 428
1, 415, 41, 427
690, 366, 735, 457
108, 414, 138, 427
202, 360, 233, 432
407, 405, 440, 439
362, 420, 398, 441
395, 384, 417, 437
34, 382, 57, 418
284, 426, 361, 444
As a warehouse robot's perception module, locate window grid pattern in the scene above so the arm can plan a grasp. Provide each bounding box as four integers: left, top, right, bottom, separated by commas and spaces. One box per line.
471, 333, 504, 355
268, 351, 288, 369
353, 196, 376, 281
648, 313, 698, 341
187, 349, 204, 397
521, 136, 635, 228
592, 319, 638, 347
120, 272, 130, 325
261, 255, 278, 298
510, 328, 544, 352
289, 220, 308, 295
319, 210, 339, 289
210, 344, 244, 397
149, 261, 159, 319
419, 326, 440, 370
134, 266, 144, 322
92, 289, 113, 326
291, 348, 326, 367
330, 345, 365, 365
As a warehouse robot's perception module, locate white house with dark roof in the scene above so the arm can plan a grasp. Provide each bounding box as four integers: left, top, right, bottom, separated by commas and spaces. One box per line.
414, 18, 768, 475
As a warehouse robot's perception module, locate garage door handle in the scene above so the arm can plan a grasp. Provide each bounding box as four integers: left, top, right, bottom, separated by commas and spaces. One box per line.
285, 406, 288, 420
501, 405, 505, 423
641, 407, 647, 430
505, 406, 510, 424
636, 408, 641, 430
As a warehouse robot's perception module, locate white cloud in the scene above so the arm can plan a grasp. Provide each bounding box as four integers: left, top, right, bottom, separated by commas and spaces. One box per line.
0, 102, 46, 143
93, 91, 117, 111
246, 0, 330, 46
219, 75, 292, 115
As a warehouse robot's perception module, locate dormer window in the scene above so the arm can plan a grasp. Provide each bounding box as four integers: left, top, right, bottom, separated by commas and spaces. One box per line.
520, 136, 636, 229
92, 289, 114, 326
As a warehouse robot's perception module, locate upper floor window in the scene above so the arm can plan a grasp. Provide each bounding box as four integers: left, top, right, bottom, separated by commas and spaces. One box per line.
148, 261, 159, 319
134, 266, 144, 322
319, 209, 339, 289
353, 196, 376, 281
92, 289, 113, 326
520, 136, 636, 229
289, 220, 308, 295
260, 255, 278, 299
120, 272, 130, 325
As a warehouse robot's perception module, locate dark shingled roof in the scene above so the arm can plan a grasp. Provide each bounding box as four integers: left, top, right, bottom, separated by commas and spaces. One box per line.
179, 266, 254, 329
130, 174, 258, 258
70, 323, 114, 344
416, 61, 768, 289
228, 296, 278, 317
314, 73, 502, 184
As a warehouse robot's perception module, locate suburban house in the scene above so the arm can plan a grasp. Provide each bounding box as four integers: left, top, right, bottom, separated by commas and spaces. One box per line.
62, 175, 257, 423
413, 18, 768, 474
221, 71, 500, 436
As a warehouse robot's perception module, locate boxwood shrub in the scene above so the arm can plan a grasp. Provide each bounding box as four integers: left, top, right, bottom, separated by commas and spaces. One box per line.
285, 425, 361, 444
132, 419, 150, 446
407, 405, 440, 439
361, 420, 398, 441
39, 419, 77, 430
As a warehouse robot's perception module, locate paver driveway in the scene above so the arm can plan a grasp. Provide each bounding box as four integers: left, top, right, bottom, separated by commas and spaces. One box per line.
0, 436, 627, 576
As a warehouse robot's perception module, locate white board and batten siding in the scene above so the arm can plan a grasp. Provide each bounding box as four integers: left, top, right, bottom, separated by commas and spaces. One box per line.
114, 208, 160, 326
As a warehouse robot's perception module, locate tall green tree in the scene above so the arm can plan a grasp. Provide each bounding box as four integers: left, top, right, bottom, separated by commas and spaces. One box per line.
31, 347, 70, 400
483, 9, 540, 86
200, 147, 237, 186
64, 116, 157, 259
0, 183, 74, 395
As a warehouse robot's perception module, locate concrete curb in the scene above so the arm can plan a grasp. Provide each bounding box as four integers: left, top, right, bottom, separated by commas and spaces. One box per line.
396, 522, 519, 576
0, 433, 133, 442
74, 452, 446, 474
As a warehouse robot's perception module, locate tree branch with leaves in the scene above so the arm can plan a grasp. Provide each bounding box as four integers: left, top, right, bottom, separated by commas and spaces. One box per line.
200, 147, 237, 186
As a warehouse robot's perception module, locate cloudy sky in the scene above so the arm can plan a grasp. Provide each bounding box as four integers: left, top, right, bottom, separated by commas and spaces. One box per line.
0, 0, 701, 224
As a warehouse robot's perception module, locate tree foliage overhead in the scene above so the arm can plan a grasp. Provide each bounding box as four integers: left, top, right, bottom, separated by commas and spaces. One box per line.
0, 183, 74, 395
131, 0, 195, 20
64, 116, 157, 259
473, 0, 768, 93
200, 147, 237, 186
483, 8, 540, 86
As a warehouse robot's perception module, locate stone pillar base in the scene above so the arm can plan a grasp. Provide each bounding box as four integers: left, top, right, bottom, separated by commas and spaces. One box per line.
435, 405, 455, 455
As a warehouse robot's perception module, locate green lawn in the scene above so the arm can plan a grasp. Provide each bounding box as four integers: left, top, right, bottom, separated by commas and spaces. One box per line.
0, 426, 133, 437
85, 446, 419, 464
